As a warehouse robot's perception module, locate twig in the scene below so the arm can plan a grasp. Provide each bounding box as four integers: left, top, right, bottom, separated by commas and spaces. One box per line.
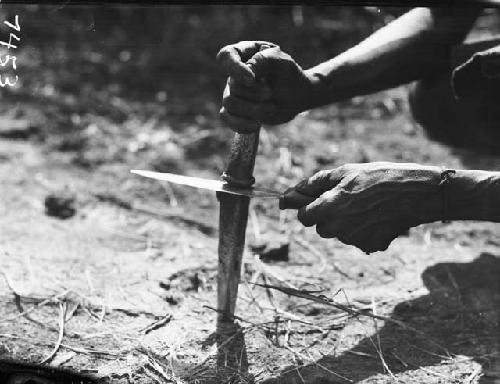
369, 297, 397, 381
255, 283, 421, 334
409, 343, 452, 360
392, 347, 454, 381
237, 296, 327, 331
160, 181, 178, 208
249, 207, 261, 242
0, 274, 71, 323
146, 354, 178, 383
0, 333, 124, 357
347, 350, 377, 359
139, 313, 173, 335
253, 255, 297, 289
64, 303, 80, 323
40, 301, 67, 364
60, 344, 123, 357
261, 274, 279, 315
241, 279, 264, 314
1, 271, 51, 328
391, 351, 409, 367
464, 366, 482, 384
419, 366, 453, 380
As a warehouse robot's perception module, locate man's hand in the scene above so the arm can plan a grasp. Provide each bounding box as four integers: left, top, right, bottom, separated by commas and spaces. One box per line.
281, 162, 444, 253
217, 41, 316, 133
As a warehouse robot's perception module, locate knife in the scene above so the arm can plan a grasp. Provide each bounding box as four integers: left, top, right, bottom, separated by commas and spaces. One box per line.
130, 170, 315, 209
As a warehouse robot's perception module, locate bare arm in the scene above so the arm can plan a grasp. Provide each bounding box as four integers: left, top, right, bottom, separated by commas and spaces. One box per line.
304, 7, 482, 107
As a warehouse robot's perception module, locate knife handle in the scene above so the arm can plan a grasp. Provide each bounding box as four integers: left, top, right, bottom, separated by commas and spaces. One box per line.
221, 132, 259, 187
279, 190, 316, 210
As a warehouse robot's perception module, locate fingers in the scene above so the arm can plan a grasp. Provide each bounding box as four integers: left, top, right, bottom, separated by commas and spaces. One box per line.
246, 46, 292, 80
222, 92, 274, 122
220, 77, 273, 132
220, 107, 260, 134
217, 46, 255, 85
279, 189, 316, 210
297, 188, 343, 227
283, 168, 346, 213
228, 77, 272, 102
357, 228, 402, 254
298, 168, 346, 196
217, 41, 278, 85
312, 217, 410, 254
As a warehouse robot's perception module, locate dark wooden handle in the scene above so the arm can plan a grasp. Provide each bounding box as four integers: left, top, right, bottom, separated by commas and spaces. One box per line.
221, 132, 260, 188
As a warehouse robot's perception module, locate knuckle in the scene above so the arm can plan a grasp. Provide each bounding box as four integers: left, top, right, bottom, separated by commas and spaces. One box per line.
297, 209, 312, 227
315, 225, 328, 238
223, 96, 240, 113
312, 169, 331, 184
251, 51, 266, 62
338, 163, 354, 174
315, 224, 335, 239
216, 47, 231, 62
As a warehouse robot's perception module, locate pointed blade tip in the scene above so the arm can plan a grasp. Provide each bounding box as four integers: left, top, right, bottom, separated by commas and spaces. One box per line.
131, 169, 147, 175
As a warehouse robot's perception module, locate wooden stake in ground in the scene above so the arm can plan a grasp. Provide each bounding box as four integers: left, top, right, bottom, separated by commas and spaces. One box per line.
216, 131, 260, 374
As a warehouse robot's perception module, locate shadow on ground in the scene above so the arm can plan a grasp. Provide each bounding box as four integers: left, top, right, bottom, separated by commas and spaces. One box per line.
264, 252, 500, 383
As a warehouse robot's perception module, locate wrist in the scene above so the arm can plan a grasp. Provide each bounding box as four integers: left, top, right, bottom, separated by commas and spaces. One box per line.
448, 169, 500, 221
302, 67, 342, 112
300, 69, 324, 112
303, 58, 358, 109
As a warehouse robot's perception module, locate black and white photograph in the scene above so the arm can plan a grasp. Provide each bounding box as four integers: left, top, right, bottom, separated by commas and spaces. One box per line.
1, 1, 500, 383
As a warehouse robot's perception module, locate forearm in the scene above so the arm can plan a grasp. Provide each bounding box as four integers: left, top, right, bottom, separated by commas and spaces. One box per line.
448, 170, 500, 222
303, 7, 480, 108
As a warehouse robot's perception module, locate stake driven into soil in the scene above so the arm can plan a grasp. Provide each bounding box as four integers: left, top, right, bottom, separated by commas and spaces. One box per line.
216, 131, 260, 369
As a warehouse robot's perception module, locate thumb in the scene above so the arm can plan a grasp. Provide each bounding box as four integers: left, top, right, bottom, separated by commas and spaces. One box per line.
217, 46, 256, 85
246, 46, 284, 80
280, 168, 345, 210
295, 169, 345, 196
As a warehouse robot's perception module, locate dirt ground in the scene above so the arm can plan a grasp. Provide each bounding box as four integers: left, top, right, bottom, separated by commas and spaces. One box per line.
1, 5, 500, 384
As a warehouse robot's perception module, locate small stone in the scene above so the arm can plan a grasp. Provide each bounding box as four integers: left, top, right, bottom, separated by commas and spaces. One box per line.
0, 119, 39, 139
164, 293, 182, 305
249, 235, 289, 262
44, 190, 77, 219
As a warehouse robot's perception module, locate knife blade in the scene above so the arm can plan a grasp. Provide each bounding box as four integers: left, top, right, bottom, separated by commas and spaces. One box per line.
130, 169, 317, 209
131, 170, 281, 199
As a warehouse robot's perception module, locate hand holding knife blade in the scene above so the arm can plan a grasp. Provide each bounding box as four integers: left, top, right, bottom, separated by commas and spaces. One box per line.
130, 169, 315, 209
